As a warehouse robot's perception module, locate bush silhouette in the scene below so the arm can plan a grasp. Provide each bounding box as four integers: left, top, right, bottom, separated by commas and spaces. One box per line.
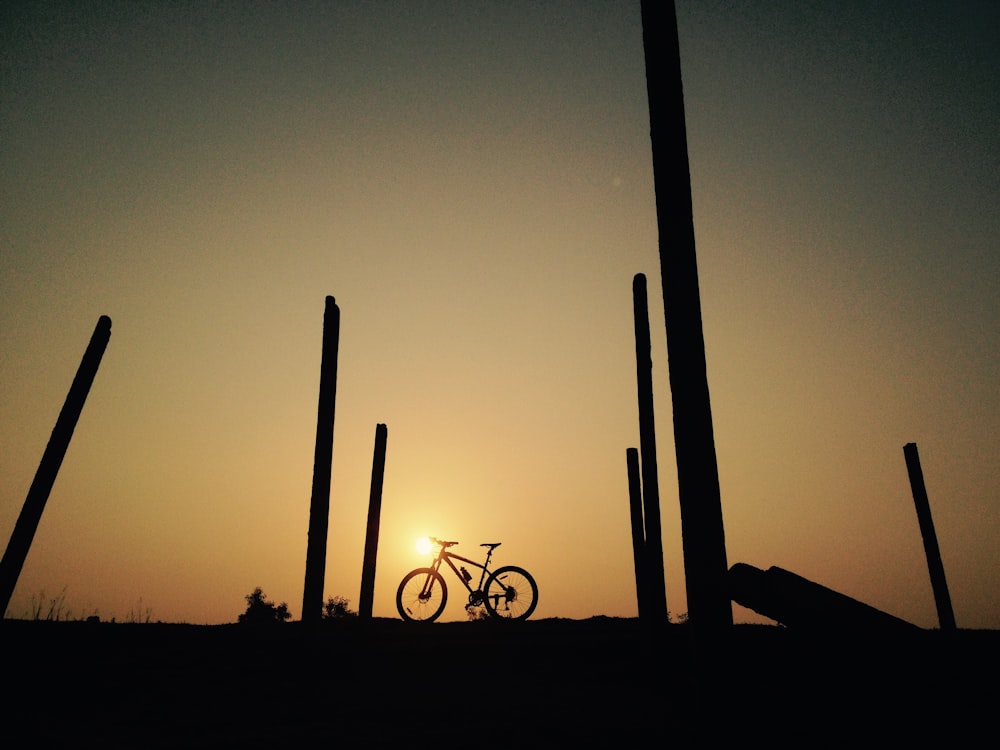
466, 604, 490, 622
238, 587, 291, 624
323, 595, 357, 619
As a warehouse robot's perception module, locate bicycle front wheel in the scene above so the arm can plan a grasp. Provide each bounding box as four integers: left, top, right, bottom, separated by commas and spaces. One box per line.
396, 567, 448, 622
483, 566, 537, 620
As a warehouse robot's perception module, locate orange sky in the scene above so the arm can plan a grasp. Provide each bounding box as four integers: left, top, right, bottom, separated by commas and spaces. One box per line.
2, 2, 997, 627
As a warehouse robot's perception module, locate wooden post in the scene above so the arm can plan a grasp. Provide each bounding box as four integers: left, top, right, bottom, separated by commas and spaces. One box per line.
903, 443, 957, 631
0, 315, 112, 616
359, 423, 388, 621
633, 273, 668, 621
626, 447, 648, 620
301, 296, 340, 624
640, 0, 731, 627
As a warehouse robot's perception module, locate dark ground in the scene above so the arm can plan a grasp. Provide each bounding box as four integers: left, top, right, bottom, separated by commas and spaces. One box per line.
5, 617, 998, 747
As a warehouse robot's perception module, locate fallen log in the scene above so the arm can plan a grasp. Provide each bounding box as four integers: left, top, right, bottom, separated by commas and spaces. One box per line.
729, 563, 921, 631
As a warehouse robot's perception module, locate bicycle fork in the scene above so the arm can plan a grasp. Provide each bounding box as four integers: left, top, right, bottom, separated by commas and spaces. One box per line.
420, 563, 444, 601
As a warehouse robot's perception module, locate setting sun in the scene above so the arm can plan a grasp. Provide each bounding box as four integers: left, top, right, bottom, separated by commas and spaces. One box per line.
415, 537, 434, 556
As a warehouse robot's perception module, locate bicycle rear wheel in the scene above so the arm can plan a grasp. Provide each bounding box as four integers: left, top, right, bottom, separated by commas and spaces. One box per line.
483, 566, 537, 620
396, 567, 448, 622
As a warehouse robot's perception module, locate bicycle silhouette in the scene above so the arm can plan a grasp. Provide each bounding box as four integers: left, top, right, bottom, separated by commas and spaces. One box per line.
396, 537, 538, 622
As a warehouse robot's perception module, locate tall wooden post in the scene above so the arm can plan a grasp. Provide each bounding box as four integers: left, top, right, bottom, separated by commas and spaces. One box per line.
626, 447, 649, 620
0, 315, 112, 616
641, 0, 731, 627
301, 296, 340, 624
359, 423, 388, 621
633, 273, 668, 621
903, 443, 957, 631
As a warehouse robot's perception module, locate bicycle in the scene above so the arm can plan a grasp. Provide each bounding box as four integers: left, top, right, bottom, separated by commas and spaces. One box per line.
396, 537, 538, 622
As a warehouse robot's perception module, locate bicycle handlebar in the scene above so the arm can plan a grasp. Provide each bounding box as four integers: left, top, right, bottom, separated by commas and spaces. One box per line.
428, 537, 501, 550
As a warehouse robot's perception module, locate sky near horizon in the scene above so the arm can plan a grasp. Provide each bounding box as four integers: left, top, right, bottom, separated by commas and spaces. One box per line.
2, 1, 997, 627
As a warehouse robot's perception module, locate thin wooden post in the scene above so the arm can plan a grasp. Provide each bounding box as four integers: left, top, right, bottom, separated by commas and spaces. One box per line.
633, 273, 668, 621
626, 447, 648, 620
641, 0, 731, 627
301, 296, 340, 624
903, 443, 957, 631
359, 423, 388, 621
0, 315, 112, 616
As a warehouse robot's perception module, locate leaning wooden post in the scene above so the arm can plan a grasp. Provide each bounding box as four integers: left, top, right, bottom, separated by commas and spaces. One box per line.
359, 423, 388, 621
641, 0, 731, 627
0, 315, 112, 616
633, 273, 668, 621
903, 443, 957, 631
626, 447, 649, 620
301, 296, 340, 624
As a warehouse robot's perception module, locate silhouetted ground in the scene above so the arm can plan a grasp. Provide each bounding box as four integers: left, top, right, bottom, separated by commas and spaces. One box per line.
5, 617, 997, 747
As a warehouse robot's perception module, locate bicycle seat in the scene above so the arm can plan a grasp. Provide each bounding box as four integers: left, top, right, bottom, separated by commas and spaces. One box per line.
480, 542, 501, 549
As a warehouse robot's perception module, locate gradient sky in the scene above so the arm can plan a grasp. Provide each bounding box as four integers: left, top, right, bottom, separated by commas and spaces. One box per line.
2, 1, 997, 627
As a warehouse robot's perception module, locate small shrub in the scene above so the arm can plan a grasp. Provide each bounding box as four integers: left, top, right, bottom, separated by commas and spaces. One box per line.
322, 595, 357, 619
238, 587, 291, 624
466, 605, 490, 622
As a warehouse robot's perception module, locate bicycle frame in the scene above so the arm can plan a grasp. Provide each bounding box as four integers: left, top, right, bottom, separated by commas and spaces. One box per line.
429, 545, 495, 596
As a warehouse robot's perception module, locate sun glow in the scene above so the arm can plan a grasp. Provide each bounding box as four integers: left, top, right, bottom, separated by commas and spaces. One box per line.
415, 537, 434, 556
